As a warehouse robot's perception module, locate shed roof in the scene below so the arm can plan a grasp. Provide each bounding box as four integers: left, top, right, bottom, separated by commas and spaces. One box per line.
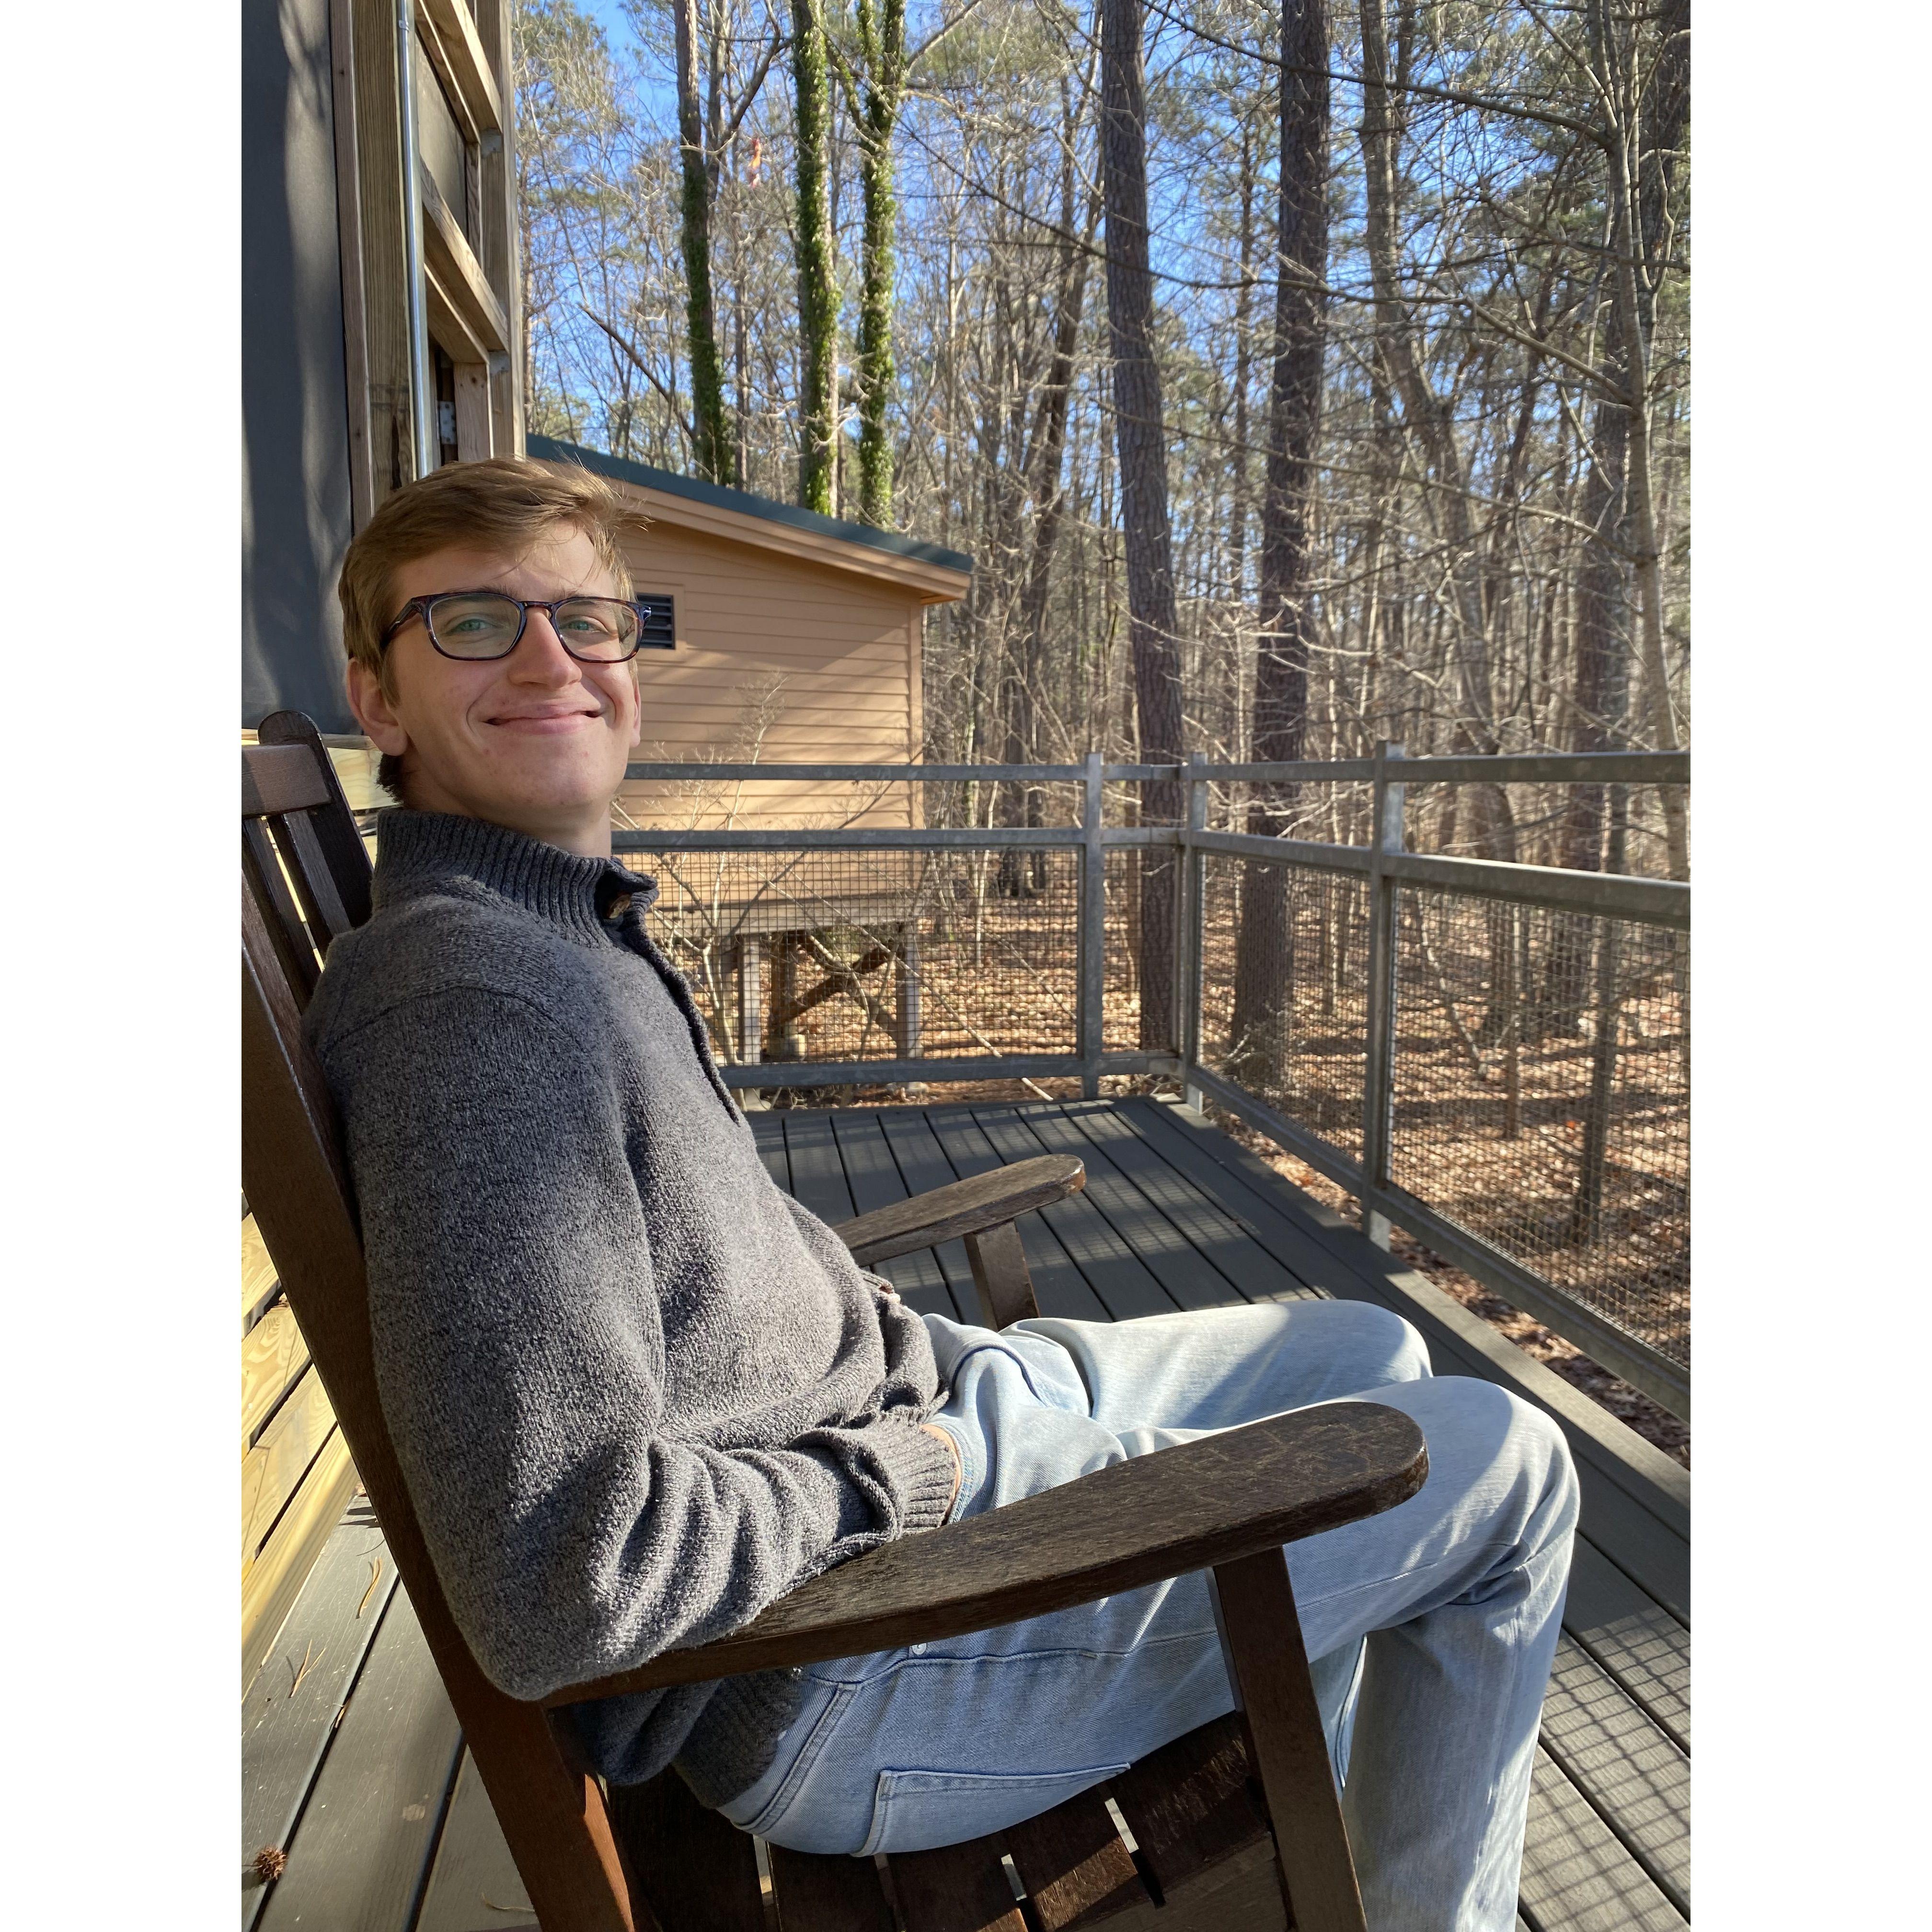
528, 436, 974, 600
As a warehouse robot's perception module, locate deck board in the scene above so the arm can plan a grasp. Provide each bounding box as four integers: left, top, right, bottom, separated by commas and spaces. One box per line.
827, 1109, 955, 1317
988, 1104, 1259, 1312
1563, 1539, 1690, 1752
747, 1109, 791, 1193
1518, 1747, 1685, 1932
778, 1110, 860, 1226
874, 1107, 982, 1317
1540, 1638, 1689, 1914
242, 1501, 398, 1931
1052, 1102, 1323, 1307
921, 1107, 1108, 1319
247, 1099, 1686, 1932
414, 1751, 538, 1932
255, 1586, 463, 1931
970, 1106, 1177, 1320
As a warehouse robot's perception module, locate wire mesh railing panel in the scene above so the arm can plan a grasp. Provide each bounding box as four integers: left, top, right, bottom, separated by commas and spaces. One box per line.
1221, 780, 1376, 850
1399, 778, 1686, 882
1387, 889, 1689, 1366
1195, 854, 1372, 1161
631, 844, 1080, 1068
1101, 846, 1184, 1053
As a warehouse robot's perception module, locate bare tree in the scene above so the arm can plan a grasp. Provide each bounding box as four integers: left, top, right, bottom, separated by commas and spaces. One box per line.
1098, 0, 1183, 1049
1228, 0, 1330, 1089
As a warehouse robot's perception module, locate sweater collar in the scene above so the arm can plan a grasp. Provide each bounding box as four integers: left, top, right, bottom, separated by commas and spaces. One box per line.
371, 809, 660, 943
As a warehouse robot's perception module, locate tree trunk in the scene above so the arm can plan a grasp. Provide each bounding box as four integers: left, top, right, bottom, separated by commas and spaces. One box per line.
1588, 0, 1689, 878
1098, 0, 1184, 1052
674, 0, 732, 483
790, 0, 838, 512
1227, 0, 1329, 1093
851, 0, 907, 527
1542, 327, 1632, 1033
1000, 130, 1099, 895
1227, 120, 1257, 599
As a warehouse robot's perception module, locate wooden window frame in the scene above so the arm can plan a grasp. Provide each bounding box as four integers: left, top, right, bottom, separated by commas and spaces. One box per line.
331, 0, 522, 507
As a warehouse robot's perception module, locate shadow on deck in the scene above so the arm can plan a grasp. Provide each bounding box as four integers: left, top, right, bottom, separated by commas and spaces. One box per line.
242, 1097, 1688, 1932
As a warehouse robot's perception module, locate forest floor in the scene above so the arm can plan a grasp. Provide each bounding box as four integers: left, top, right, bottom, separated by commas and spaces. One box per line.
1196, 1103, 1690, 1469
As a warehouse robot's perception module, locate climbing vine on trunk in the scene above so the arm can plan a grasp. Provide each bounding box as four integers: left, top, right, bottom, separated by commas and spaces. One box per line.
790, 0, 838, 512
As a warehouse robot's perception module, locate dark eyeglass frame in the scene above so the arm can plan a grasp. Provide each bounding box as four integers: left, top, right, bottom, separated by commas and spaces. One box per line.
380, 590, 648, 663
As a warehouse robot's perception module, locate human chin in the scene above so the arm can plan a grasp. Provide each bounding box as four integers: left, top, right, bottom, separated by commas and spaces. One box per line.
482, 712, 627, 796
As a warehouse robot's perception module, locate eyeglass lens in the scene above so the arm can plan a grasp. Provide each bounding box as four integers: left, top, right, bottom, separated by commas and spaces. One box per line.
426, 593, 640, 661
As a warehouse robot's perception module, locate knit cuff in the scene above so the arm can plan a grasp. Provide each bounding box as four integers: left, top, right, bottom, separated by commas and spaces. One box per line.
886, 1417, 963, 1532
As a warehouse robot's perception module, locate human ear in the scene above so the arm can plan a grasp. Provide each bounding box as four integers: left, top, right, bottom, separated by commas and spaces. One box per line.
347, 657, 409, 758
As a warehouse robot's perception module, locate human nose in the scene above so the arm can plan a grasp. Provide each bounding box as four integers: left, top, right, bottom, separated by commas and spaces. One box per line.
506, 606, 580, 684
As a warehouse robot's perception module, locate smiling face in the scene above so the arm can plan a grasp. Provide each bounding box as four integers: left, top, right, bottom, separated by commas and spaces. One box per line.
346, 526, 642, 857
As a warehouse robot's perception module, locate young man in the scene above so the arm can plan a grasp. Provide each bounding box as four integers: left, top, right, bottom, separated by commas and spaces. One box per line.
311, 456, 1577, 1932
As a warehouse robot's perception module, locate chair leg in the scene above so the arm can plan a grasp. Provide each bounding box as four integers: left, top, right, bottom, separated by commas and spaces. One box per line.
454, 1700, 657, 1931
1209, 1548, 1368, 1932
607, 1765, 767, 1932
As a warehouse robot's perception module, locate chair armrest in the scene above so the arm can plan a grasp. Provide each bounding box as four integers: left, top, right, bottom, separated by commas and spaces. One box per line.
541, 1400, 1426, 1707
831, 1152, 1086, 1266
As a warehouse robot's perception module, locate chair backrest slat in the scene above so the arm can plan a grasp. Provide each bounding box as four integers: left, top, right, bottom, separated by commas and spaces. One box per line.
242, 817, 322, 1001
257, 712, 374, 930
242, 742, 334, 817
283, 810, 354, 952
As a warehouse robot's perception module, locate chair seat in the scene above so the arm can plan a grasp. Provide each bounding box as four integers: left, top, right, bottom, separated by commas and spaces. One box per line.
611, 1711, 1287, 1932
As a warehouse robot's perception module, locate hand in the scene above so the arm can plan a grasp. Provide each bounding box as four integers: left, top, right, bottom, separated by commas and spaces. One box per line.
921, 1422, 963, 1518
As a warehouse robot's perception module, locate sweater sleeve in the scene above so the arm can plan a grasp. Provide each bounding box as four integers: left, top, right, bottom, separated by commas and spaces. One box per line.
320, 984, 958, 1702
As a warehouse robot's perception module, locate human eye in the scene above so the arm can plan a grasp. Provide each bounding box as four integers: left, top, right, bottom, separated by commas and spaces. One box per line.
428, 594, 519, 654
558, 601, 617, 637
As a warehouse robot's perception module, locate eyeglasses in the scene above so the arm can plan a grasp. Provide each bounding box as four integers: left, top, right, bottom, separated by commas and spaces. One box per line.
381, 591, 646, 663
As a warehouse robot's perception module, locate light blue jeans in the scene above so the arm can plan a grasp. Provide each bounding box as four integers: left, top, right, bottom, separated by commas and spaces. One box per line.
719, 1300, 1578, 1932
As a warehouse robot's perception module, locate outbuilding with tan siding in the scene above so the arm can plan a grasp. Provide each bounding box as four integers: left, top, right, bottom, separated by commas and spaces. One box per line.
528, 437, 971, 836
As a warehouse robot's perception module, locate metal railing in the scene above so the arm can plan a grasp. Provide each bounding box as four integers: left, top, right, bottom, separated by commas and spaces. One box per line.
616, 746, 1690, 1419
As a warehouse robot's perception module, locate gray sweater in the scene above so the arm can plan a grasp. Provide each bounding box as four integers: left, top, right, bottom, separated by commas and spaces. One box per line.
305, 810, 957, 1802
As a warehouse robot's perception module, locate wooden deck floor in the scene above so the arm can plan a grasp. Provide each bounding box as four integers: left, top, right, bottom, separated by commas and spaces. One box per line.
242, 1098, 1689, 1932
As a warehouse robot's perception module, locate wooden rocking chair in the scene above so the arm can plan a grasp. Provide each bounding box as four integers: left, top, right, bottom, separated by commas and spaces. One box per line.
242, 710, 1429, 1932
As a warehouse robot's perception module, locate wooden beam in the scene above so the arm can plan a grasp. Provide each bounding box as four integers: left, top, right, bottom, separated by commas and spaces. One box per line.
350, 0, 414, 499
421, 161, 508, 352
425, 257, 489, 365
241, 1432, 359, 1687
454, 361, 492, 459
242, 1370, 340, 1561
328, 0, 375, 528
243, 1214, 280, 1330
470, 0, 524, 453
242, 1302, 312, 1446
419, 0, 501, 133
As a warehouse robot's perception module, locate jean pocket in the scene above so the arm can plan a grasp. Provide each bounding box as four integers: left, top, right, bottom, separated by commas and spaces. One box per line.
859, 1762, 1130, 1857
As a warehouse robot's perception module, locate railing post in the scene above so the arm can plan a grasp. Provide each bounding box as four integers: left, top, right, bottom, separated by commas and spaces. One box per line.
730, 933, 764, 1110
1361, 741, 1406, 1248
1179, 752, 1207, 1112
1080, 751, 1105, 1099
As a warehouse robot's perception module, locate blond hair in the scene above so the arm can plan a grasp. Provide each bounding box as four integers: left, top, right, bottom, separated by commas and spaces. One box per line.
339, 455, 648, 678
336, 456, 649, 799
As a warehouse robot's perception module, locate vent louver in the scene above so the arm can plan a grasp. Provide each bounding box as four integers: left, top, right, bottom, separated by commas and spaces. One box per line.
634, 596, 677, 650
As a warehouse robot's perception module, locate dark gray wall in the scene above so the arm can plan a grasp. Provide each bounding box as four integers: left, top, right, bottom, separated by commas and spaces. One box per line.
243, 0, 357, 732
